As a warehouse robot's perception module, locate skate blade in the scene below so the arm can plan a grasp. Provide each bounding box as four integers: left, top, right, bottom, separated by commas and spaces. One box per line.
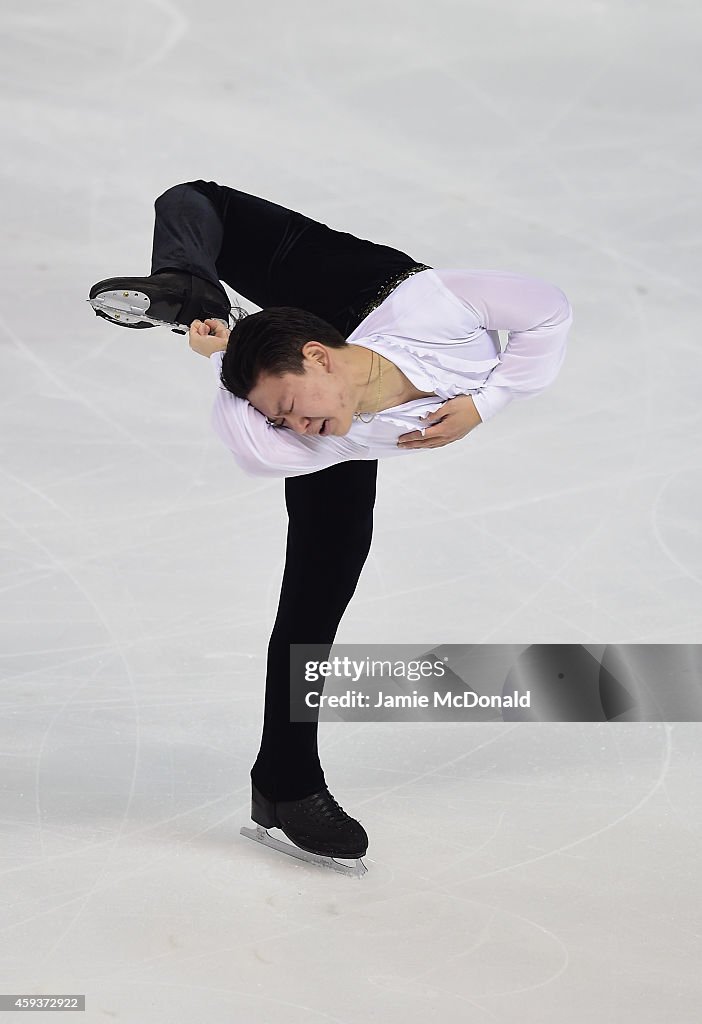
240, 824, 367, 878
86, 293, 189, 334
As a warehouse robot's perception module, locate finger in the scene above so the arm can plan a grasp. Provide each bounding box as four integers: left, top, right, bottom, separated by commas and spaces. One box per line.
399, 425, 448, 446
402, 438, 446, 448
400, 426, 434, 442
398, 430, 446, 447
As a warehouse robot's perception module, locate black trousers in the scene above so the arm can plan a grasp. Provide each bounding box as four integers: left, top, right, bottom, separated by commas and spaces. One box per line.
150, 180, 428, 800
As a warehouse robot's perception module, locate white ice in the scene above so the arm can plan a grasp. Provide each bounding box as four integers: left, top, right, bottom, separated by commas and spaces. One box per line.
0, 0, 701, 1021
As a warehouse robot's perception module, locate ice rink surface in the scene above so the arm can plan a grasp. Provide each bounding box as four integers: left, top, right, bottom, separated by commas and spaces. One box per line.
1, 0, 701, 1020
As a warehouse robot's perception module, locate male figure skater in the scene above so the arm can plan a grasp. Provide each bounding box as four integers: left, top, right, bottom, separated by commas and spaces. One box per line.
89, 179, 573, 877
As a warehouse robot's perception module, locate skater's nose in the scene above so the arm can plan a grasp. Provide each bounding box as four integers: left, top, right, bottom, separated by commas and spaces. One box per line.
288, 416, 313, 435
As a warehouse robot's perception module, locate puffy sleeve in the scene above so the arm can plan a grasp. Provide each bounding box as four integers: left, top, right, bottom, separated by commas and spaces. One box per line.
435, 269, 574, 422
208, 351, 370, 478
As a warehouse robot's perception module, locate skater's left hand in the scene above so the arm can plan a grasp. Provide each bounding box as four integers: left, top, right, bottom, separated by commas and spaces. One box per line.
188, 319, 230, 357
396, 395, 482, 448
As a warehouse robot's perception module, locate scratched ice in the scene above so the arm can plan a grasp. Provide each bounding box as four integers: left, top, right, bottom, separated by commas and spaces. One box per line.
0, 0, 701, 1021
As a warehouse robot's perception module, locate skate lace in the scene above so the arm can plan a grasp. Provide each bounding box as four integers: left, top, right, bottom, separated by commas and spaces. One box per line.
306, 791, 349, 826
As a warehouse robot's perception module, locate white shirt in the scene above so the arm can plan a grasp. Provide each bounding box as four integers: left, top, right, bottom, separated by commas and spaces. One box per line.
209, 267, 574, 478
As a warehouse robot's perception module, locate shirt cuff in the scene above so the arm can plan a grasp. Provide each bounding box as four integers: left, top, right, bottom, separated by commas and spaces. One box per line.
210, 348, 225, 384
470, 386, 514, 423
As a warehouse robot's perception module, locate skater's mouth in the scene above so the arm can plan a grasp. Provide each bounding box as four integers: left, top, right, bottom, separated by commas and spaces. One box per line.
319, 419, 329, 435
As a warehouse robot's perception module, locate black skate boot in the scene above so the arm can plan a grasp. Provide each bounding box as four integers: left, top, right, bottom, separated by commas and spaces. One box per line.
87, 270, 231, 336
240, 783, 369, 878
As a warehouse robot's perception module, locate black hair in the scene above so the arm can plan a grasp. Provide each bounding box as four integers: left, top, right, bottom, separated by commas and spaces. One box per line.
219, 306, 348, 399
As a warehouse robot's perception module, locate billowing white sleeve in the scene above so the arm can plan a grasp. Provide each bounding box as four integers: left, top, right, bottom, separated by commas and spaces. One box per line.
208, 351, 370, 478
435, 269, 574, 422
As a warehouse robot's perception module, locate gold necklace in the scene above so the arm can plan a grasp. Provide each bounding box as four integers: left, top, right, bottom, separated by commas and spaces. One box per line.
353, 349, 383, 423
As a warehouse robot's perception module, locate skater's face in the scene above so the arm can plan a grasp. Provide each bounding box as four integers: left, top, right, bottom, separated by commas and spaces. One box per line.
247, 341, 366, 437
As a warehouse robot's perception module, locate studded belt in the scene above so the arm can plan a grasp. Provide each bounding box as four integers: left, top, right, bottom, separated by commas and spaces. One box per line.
355, 263, 433, 325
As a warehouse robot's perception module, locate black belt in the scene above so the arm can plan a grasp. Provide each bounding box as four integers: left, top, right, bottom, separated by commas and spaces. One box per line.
356, 263, 433, 325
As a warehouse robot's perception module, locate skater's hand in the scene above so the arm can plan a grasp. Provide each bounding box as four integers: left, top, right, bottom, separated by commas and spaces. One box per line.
396, 395, 482, 449
188, 318, 230, 357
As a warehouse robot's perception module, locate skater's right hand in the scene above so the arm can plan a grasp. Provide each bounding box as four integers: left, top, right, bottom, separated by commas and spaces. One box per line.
188, 318, 230, 357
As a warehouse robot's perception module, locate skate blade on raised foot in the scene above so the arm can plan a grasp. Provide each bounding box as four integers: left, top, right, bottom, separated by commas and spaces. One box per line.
240, 824, 368, 879
86, 293, 189, 334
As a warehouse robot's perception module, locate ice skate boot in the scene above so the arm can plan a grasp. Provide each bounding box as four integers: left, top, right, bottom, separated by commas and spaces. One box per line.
87, 270, 231, 336
240, 783, 369, 878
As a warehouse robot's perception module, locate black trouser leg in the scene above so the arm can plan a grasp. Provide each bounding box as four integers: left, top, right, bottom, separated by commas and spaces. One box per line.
250, 459, 377, 800
150, 182, 230, 304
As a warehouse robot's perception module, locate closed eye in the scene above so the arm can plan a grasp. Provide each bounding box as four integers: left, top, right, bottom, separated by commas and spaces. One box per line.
269, 399, 293, 429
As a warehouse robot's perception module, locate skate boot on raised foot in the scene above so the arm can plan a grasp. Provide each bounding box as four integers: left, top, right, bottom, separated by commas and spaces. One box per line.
240, 783, 369, 878
87, 269, 232, 336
